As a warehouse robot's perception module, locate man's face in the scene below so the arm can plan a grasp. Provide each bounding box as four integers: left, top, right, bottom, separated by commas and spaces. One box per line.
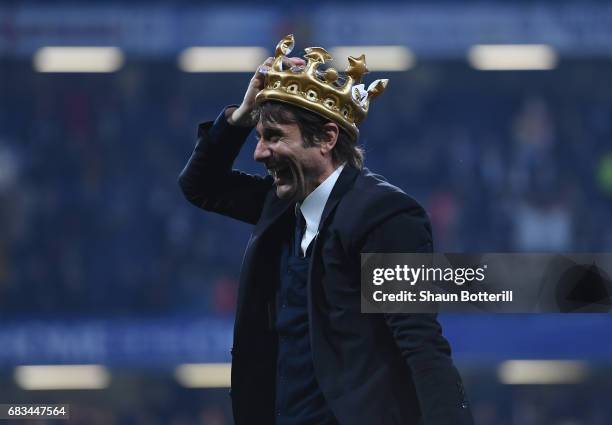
254, 120, 323, 201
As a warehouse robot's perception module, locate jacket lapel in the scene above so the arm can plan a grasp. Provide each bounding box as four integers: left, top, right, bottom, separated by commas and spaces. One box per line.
306, 166, 360, 350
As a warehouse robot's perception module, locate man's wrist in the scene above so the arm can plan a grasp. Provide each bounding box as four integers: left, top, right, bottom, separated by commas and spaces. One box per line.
226, 106, 254, 127
224, 106, 238, 122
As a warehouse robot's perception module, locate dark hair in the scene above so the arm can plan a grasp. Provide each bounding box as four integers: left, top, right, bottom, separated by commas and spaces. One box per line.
252, 101, 364, 170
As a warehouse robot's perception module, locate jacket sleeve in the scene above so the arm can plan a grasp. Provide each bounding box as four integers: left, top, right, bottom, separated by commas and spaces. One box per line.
178, 106, 273, 225
360, 208, 474, 425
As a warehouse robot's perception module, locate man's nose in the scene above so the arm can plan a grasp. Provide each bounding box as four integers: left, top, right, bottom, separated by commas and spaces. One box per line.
254, 139, 271, 162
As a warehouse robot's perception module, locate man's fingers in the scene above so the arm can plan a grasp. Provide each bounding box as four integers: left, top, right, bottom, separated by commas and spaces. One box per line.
253, 56, 274, 78
253, 56, 307, 81
281, 56, 306, 69
287, 56, 306, 66
259, 56, 306, 72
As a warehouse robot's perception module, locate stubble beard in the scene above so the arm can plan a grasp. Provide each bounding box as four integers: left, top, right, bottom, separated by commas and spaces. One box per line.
273, 154, 317, 202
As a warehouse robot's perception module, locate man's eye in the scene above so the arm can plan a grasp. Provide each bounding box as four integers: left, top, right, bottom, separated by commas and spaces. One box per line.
254, 135, 281, 143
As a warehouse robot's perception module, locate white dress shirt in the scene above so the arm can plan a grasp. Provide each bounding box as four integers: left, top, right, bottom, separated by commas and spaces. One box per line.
297, 163, 345, 257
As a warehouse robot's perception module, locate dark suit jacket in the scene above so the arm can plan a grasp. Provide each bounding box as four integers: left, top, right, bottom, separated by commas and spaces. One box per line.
178, 108, 474, 425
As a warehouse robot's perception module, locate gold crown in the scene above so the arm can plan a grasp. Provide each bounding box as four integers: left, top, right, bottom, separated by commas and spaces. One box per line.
254, 34, 389, 141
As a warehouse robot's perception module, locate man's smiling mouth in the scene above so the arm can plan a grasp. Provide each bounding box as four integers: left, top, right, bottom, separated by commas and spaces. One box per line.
267, 164, 291, 183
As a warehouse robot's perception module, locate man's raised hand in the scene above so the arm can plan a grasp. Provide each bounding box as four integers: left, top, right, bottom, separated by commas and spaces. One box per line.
228, 56, 306, 126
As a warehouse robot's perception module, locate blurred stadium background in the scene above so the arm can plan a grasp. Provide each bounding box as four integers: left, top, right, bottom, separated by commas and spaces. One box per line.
1, 1, 612, 424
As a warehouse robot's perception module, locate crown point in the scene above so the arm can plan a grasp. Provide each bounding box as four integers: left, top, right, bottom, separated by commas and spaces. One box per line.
367, 79, 389, 100
346, 54, 369, 83
304, 47, 333, 64
276, 34, 295, 57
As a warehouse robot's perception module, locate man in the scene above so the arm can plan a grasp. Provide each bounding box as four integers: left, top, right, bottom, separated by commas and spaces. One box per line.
179, 35, 473, 425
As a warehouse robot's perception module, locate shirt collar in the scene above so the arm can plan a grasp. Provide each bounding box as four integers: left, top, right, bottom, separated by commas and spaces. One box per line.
298, 163, 345, 232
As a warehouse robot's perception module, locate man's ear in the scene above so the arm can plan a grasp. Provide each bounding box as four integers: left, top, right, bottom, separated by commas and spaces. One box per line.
319, 122, 339, 156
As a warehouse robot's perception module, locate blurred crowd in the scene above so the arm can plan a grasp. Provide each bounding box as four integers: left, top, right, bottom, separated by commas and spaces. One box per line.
0, 60, 611, 314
